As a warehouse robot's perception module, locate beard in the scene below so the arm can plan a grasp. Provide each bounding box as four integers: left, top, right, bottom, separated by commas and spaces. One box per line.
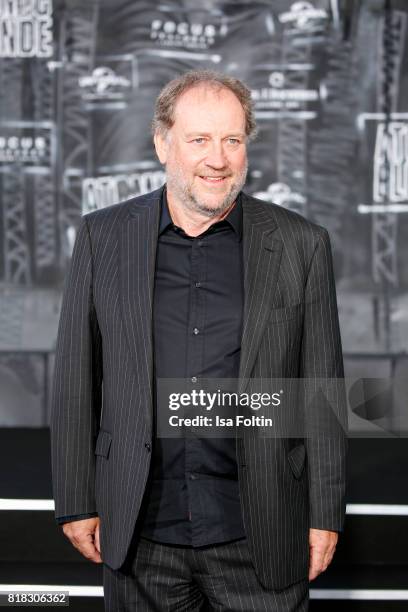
165, 159, 248, 218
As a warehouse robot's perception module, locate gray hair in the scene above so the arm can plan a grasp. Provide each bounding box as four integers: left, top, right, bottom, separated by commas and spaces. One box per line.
151, 69, 257, 141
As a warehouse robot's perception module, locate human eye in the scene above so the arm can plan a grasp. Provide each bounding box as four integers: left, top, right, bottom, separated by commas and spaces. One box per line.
227, 137, 240, 145
192, 137, 206, 144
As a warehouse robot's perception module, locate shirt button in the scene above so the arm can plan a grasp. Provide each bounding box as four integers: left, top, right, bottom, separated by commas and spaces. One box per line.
144, 442, 151, 452
193, 327, 200, 335
191, 376, 198, 383
197, 240, 203, 246
189, 473, 197, 480
195, 281, 202, 288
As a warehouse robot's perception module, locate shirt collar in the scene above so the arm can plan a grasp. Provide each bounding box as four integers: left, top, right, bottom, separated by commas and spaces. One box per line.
159, 185, 242, 242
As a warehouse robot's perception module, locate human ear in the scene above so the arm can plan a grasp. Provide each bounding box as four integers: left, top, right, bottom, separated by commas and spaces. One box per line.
153, 131, 169, 164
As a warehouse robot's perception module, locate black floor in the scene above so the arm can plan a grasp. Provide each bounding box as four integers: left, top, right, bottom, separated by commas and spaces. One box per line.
0, 429, 407, 611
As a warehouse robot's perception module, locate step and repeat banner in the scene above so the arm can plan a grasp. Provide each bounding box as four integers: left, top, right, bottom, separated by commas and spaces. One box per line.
1, 0, 408, 425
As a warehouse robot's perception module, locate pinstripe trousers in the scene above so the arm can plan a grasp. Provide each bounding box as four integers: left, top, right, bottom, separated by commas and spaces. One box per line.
103, 536, 309, 611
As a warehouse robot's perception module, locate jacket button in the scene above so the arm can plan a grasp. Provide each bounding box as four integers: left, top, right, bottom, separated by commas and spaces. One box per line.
145, 442, 151, 452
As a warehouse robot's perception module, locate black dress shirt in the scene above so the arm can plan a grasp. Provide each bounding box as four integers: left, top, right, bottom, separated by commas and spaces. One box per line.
58, 189, 246, 547
138, 189, 246, 547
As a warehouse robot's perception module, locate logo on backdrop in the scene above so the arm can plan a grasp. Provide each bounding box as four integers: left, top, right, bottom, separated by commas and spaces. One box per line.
78, 56, 137, 108
79, 67, 131, 97
374, 122, 408, 204
0, 122, 53, 170
0, 0, 53, 58
82, 169, 166, 213
251, 71, 324, 115
253, 182, 306, 216
278, 1, 328, 34
150, 19, 227, 50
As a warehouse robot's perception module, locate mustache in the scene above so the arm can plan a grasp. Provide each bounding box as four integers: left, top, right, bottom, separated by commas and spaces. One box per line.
197, 173, 231, 178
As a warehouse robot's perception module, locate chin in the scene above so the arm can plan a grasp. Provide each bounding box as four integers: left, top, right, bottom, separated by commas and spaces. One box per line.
203, 198, 225, 209
198, 201, 232, 217
196, 193, 224, 205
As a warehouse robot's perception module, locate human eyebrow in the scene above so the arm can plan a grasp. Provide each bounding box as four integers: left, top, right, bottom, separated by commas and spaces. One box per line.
184, 132, 211, 138
184, 132, 246, 139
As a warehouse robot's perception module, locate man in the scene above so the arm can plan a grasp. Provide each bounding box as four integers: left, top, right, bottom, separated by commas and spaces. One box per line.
51, 70, 347, 611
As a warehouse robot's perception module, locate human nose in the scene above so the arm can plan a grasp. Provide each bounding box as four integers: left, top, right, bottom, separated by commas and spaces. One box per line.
204, 141, 228, 169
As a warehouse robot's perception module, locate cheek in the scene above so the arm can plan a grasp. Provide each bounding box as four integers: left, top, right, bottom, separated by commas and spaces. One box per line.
173, 149, 202, 173
231, 155, 247, 174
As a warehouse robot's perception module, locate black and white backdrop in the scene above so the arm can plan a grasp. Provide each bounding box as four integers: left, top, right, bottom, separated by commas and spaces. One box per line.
1, 0, 408, 426
0, 1, 407, 609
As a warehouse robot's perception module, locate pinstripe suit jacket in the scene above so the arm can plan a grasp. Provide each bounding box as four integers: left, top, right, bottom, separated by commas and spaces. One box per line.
50, 184, 347, 590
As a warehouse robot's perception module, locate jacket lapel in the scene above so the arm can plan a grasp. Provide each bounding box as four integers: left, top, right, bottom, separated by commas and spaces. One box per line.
238, 194, 282, 394
118, 187, 163, 434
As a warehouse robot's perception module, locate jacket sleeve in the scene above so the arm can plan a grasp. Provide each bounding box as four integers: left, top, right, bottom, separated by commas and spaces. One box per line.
56, 512, 98, 525
300, 227, 348, 532
50, 215, 103, 521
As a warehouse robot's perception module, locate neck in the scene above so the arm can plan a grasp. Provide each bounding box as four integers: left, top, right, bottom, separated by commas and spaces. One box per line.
166, 190, 236, 237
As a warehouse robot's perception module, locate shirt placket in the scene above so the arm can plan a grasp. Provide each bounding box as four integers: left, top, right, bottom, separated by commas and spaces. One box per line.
185, 234, 207, 544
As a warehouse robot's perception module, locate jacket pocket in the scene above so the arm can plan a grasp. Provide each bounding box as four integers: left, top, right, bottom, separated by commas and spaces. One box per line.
268, 302, 303, 323
287, 443, 306, 479
95, 430, 112, 459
